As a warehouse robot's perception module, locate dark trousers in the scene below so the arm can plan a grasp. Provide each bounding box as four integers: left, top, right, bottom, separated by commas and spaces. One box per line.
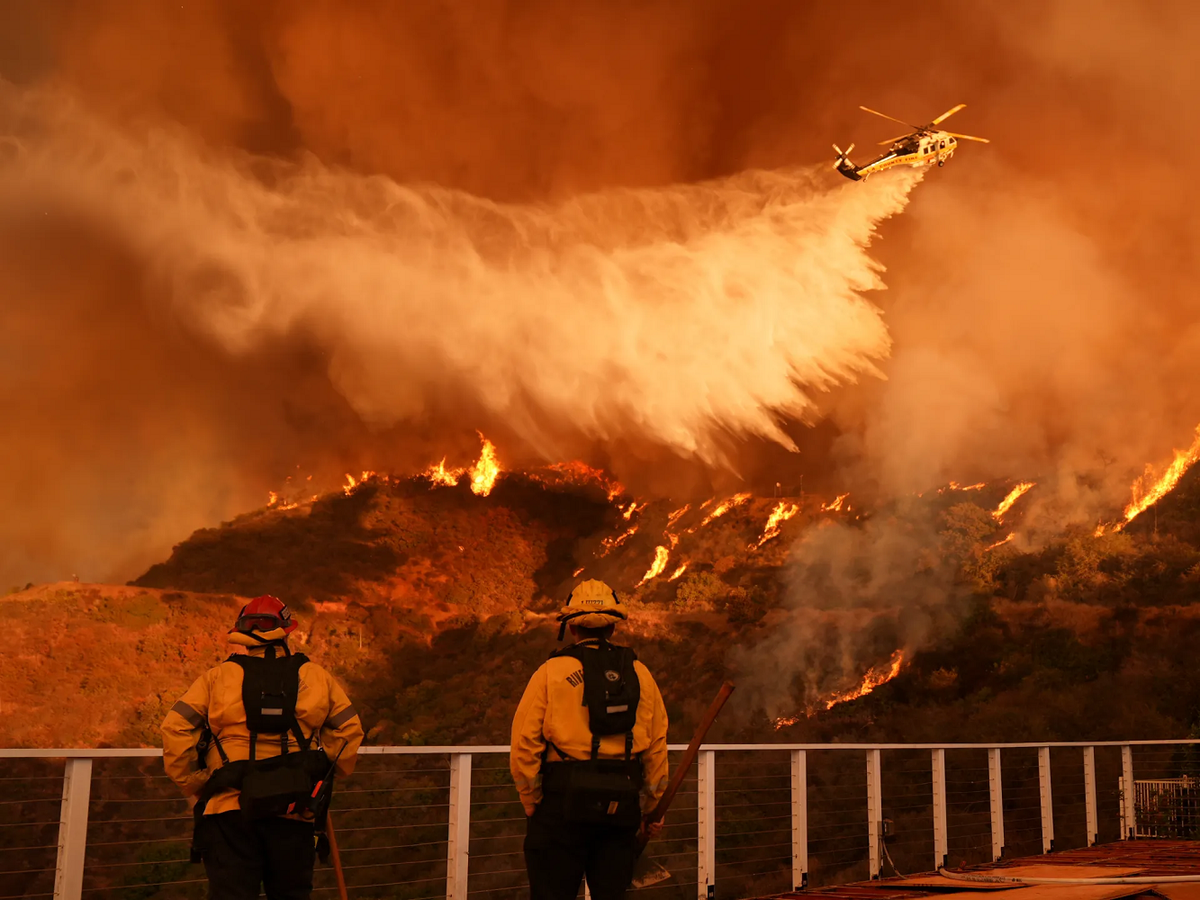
524, 792, 641, 900
196, 811, 316, 900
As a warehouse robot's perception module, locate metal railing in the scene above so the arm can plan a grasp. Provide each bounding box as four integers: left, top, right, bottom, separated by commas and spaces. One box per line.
3, 740, 1198, 900
1133, 776, 1200, 839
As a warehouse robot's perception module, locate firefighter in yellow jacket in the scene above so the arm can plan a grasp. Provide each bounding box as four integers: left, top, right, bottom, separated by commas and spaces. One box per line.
162, 595, 364, 900
511, 580, 669, 900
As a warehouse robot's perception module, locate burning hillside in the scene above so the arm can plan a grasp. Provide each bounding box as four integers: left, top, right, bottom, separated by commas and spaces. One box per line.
8, 3, 1200, 593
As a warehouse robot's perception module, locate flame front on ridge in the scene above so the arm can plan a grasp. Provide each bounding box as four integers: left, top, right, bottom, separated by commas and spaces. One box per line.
639, 546, 671, 585
1123, 425, 1200, 525
821, 493, 849, 512
993, 482, 1035, 521
774, 649, 906, 729
699, 493, 752, 528
751, 501, 800, 549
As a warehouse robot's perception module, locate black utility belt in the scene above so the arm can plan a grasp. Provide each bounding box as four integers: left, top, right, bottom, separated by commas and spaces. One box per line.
540, 758, 645, 827
542, 758, 643, 792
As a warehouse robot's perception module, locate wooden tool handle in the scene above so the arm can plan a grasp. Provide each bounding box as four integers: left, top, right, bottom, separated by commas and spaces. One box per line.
645, 681, 735, 827
327, 812, 349, 900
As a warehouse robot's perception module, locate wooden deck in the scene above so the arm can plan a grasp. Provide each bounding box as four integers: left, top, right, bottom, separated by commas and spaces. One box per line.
751, 841, 1200, 900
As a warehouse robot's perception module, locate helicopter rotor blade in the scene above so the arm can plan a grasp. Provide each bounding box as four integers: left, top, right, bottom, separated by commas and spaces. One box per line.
859, 106, 920, 130
877, 133, 910, 146
930, 103, 967, 126
944, 131, 990, 143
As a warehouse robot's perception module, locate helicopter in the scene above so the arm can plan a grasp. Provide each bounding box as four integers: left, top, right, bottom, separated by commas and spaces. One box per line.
833, 103, 988, 181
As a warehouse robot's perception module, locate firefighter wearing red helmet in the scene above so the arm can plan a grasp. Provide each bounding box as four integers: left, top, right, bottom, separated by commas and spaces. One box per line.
511, 580, 669, 900
162, 595, 364, 900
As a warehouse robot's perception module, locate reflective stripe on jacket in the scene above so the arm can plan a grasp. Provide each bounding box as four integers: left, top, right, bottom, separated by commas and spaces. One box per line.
161, 647, 364, 816
510, 641, 669, 816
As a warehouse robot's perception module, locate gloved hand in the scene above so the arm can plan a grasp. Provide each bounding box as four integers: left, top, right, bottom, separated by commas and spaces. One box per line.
641, 817, 664, 840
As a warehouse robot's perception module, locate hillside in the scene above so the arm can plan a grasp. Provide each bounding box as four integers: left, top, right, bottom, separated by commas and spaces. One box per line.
6, 465, 1200, 749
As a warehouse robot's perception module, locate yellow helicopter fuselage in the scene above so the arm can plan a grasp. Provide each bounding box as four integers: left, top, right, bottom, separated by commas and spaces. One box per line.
836, 131, 962, 181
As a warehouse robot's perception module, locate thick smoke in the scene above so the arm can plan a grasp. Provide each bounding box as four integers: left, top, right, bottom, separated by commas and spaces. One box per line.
733, 509, 954, 718
4, 0, 1200, 590
0, 83, 917, 585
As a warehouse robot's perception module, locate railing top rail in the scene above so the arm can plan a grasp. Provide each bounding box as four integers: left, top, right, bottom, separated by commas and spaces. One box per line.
2, 738, 1199, 759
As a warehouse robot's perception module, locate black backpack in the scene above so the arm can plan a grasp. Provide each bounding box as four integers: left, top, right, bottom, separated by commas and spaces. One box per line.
190, 651, 336, 861
225, 652, 331, 820
543, 640, 644, 827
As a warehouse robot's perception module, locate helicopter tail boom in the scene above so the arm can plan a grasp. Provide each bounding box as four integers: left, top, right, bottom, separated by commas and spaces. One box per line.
832, 143, 862, 180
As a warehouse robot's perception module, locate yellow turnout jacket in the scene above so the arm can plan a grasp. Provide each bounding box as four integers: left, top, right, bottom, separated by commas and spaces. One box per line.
510, 639, 669, 816
161, 646, 364, 816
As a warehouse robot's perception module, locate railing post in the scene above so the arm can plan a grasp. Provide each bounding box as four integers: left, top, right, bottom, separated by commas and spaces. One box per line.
932, 749, 947, 870
1083, 746, 1098, 846
697, 749, 716, 900
54, 758, 92, 900
988, 748, 1004, 862
791, 750, 808, 890
447, 752, 472, 900
1038, 746, 1054, 854
866, 749, 882, 879
1120, 745, 1135, 839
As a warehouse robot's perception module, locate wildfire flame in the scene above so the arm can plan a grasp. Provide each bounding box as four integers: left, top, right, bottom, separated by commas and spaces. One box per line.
751, 501, 799, 549
598, 523, 639, 556
669, 563, 688, 581
1122, 425, 1200, 525
573, 566, 585, 577
469, 437, 502, 497
984, 532, 1015, 552
773, 650, 906, 729
533, 461, 624, 499
424, 458, 465, 487
823, 649, 905, 709
821, 493, 849, 512
639, 546, 671, 585
699, 493, 751, 527
939, 481, 986, 493
665, 505, 691, 530
343, 470, 378, 496
622, 501, 645, 521
265, 490, 301, 511
993, 481, 1035, 521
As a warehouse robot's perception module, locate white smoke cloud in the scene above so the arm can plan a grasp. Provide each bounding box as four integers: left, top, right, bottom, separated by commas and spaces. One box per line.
1, 84, 921, 467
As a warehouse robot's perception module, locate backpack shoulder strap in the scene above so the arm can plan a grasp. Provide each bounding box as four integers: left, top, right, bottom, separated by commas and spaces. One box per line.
285, 654, 313, 751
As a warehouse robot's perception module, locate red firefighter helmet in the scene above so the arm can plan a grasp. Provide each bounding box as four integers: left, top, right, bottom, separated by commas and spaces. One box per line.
230, 595, 297, 635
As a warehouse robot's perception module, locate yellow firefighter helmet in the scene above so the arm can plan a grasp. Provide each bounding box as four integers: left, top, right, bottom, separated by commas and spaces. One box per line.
557, 579, 627, 639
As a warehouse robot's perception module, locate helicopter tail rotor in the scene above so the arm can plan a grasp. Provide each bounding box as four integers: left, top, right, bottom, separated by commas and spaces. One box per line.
832, 142, 856, 169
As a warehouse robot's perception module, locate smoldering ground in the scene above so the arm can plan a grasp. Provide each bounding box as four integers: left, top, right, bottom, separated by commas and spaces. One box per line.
4, 1, 1200, 591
